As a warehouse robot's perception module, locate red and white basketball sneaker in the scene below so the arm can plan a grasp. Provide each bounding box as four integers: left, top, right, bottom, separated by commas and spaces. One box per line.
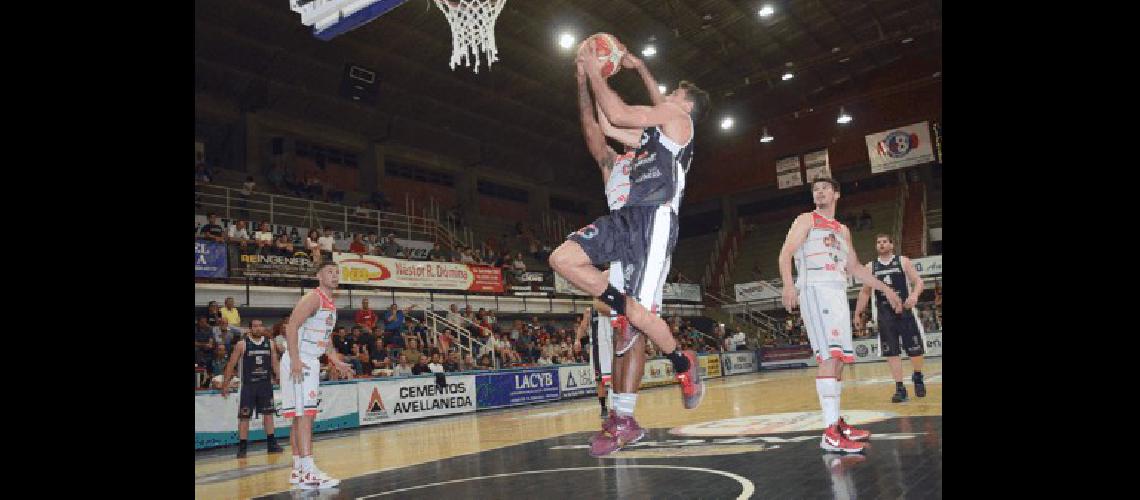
821, 424, 866, 453
836, 416, 871, 441
297, 468, 340, 489
289, 469, 301, 484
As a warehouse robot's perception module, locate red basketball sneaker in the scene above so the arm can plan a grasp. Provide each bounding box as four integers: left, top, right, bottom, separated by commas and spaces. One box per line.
837, 416, 871, 441
675, 350, 705, 409
821, 424, 866, 453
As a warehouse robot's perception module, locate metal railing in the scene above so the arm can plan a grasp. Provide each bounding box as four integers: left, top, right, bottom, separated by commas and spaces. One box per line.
195, 183, 465, 249
703, 288, 781, 338
422, 309, 494, 366
425, 304, 498, 367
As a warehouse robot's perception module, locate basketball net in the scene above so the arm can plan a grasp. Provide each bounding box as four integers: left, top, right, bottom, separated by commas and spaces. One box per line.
433, 0, 506, 74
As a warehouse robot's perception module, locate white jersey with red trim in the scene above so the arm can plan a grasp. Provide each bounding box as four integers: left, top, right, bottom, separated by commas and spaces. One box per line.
794, 211, 849, 288
297, 287, 337, 359
605, 151, 633, 211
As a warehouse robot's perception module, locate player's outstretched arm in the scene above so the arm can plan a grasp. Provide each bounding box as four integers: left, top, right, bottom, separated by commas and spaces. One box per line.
900, 256, 924, 309
575, 61, 617, 174
221, 340, 246, 398
778, 214, 812, 312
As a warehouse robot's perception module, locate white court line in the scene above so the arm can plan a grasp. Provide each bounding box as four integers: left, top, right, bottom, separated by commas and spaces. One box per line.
355, 465, 755, 499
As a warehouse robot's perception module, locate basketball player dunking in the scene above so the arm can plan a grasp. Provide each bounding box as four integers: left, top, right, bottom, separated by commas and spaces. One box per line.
282, 261, 355, 489
573, 48, 667, 455
778, 178, 902, 453
221, 319, 283, 458
551, 41, 711, 454
854, 234, 927, 403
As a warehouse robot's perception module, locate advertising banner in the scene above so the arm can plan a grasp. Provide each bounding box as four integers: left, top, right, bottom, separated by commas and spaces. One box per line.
195, 383, 357, 449
195, 241, 228, 278
734, 281, 781, 302
866, 121, 936, 173
661, 283, 702, 302
233, 247, 317, 279
720, 351, 759, 375
357, 375, 476, 426
776, 156, 803, 189
558, 364, 598, 398
335, 253, 503, 292
475, 368, 561, 409
803, 149, 831, 183
641, 358, 676, 388
699, 353, 723, 379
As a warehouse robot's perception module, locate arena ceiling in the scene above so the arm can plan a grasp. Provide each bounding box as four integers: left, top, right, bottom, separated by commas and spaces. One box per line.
195, 0, 942, 194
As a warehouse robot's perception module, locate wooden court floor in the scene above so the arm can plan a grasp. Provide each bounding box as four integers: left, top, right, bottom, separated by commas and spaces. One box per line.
195, 359, 942, 499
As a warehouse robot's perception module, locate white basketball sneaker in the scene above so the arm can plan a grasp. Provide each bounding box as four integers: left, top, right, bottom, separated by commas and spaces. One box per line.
289, 469, 302, 485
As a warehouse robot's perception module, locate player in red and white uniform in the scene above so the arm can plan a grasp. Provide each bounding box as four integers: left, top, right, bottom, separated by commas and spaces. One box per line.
778, 177, 902, 454
282, 261, 354, 489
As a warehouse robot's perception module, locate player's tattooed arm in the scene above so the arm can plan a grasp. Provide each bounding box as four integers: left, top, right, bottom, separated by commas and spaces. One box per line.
900, 256, 923, 309
576, 60, 617, 175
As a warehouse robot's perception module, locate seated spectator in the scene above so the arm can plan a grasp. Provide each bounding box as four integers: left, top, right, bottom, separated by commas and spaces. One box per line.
199, 213, 226, 242
427, 353, 445, 373
378, 233, 401, 258
195, 317, 215, 367
461, 353, 477, 371
412, 354, 432, 375
241, 176, 256, 196
354, 299, 378, 332
208, 345, 228, 378
382, 303, 404, 339
349, 234, 367, 254
427, 242, 446, 262
219, 297, 242, 330
227, 220, 251, 246
459, 247, 475, 264
356, 326, 377, 354
318, 228, 336, 255
443, 352, 461, 372
438, 328, 455, 354
304, 229, 321, 257
368, 338, 391, 372
195, 162, 213, 184
254, 222, 274, 250
404, 338, 424, 365
392, 354, 413, 376
512, 253, 527, 272
274, 233, 295, 255
477, 354, 494, 370
364, 233, 379, 255
212, 317, 238, 354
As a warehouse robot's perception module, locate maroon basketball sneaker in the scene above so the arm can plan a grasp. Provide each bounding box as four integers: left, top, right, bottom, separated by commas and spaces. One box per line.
836, 416, 871, 441
589, 415, 647, 457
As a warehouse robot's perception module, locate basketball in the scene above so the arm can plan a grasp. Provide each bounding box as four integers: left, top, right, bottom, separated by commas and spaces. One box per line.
585, 33, 625, 78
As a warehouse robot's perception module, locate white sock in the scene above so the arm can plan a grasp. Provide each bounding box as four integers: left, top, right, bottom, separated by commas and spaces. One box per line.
613, 393, 635, 417
301, 456, 315, 472
816, 377, 839, 427
293, 456, 301, 469
607, 387, 615, 410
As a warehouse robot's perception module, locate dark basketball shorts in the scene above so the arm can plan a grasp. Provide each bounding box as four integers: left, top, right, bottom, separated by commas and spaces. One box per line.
878, 307, 926, 357
567, 205, 678, 310
238, 381, 276, 419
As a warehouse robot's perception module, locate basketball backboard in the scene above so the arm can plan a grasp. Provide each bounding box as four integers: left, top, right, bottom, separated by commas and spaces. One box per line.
289, 0, 411, 41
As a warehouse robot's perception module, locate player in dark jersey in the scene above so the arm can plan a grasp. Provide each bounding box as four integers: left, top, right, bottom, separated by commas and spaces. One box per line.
574, 305, 611, 418
854, 234, 927, 403
551, 44, 711, 422
221, 319, 283, 458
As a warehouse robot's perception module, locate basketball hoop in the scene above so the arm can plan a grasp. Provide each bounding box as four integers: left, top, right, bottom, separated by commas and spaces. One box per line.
433, 0, 506, 74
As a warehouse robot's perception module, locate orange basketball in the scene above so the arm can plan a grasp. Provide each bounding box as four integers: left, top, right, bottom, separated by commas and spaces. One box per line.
586, 33, 625, 78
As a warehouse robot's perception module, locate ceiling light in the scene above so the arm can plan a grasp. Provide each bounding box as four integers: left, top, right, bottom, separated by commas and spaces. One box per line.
558, 33, 575, 49
901, 37, 914, 44
657, 84, 667, 94
782, 71, 794, 81
720, 117, 735, 130
642, 45, 657, 57
760, 127, 774, 143
759, 5, 774, 17
838, 57, 850, 63
836, 106, 852, 124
